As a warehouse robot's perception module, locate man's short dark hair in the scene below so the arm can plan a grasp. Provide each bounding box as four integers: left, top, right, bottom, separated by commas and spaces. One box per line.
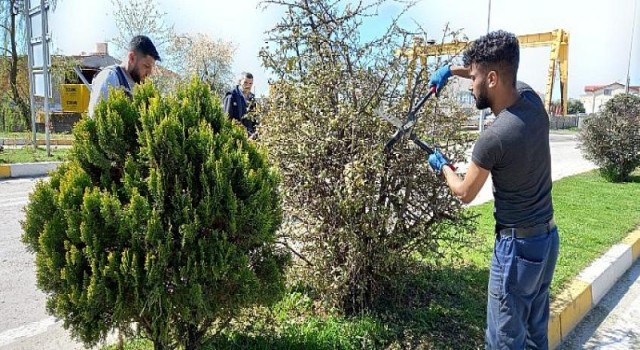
238, 72, 253, 84
129, 35, 161, 61
463, 30, 519, 86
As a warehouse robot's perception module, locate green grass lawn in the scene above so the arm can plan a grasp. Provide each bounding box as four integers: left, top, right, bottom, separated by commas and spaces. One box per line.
0, 131, 74, 140
0, 146, 69, 163
106, 170, 640, 350
549, 128, 579, 134
467, 170, 640, 295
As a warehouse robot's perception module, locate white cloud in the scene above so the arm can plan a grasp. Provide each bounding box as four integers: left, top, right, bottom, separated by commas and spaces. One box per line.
408, 0, 640, 98
48, 0, 640, 98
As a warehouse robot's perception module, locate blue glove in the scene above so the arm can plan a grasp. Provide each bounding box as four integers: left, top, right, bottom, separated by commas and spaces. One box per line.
428, 65, 452, 95
428, 149, 449, 173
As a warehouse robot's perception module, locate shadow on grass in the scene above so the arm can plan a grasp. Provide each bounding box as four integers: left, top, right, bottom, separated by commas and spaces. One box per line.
201, 263, 489, 350
627, 174, 640, 183
596, 168, 640, 184
203, 335, 353, 350
372, 264, 489, 349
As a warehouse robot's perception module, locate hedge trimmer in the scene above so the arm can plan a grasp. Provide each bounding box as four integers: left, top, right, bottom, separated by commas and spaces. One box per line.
375, 85, 456, 171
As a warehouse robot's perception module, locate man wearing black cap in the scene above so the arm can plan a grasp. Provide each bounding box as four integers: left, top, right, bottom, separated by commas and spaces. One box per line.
88, 35, 161, 117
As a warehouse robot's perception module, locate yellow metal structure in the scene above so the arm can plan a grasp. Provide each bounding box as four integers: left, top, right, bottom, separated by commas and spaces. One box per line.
399, 29, 570, 115
59, 84, 91, 113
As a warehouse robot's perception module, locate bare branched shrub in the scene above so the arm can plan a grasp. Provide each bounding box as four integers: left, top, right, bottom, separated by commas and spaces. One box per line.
259, 0, 477, 314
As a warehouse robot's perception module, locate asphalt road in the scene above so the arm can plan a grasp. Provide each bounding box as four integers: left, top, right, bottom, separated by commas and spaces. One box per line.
0, 178, 90, 350
0, 132, 598, 349
469, 132, 596, 205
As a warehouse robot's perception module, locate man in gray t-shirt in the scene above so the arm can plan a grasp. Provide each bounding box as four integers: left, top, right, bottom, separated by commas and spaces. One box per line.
473, 81, 553, 228
427, 30, 559, 349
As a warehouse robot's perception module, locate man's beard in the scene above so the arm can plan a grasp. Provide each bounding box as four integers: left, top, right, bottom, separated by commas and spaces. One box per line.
475, 86, 491, 110
130, 66, 142, 84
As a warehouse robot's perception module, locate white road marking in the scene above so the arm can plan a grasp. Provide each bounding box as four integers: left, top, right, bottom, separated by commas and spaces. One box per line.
0, 317, 57, 347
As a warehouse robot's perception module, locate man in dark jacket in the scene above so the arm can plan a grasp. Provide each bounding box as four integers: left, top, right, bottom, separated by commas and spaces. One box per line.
223, 72, 257, 136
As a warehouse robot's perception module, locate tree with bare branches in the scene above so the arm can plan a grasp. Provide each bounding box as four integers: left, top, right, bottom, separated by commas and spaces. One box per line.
258, 0, 477, 314
167, 33, 235, 96
110, 0, 236, 95
1, 0, 31, 129
1, 0, 65, 131
109, 0, 174, 56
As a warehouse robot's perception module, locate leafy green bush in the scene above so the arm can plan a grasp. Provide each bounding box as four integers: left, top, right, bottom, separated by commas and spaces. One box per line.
579, 93, 640, 182
0, 94, 28, 132
22, 79, 289, 350
259, 0, 477, 315
568, 98, 586, 115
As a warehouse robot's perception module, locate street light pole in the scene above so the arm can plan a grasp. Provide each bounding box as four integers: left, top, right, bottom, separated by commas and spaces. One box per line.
487, 0, 492, 33
626, 0, 637, 93
480, 0, 492, 132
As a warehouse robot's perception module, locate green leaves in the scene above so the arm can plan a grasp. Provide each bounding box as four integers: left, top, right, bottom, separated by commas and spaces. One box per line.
21, 78, 288, 349
580, 93, 640, 182
259, 0, 477, 315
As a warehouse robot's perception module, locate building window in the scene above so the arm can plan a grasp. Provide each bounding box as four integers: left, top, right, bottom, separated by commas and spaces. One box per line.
603, 89, 612, 96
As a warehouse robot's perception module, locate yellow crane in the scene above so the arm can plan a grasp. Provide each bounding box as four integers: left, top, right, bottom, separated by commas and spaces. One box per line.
399, 29, 569, 115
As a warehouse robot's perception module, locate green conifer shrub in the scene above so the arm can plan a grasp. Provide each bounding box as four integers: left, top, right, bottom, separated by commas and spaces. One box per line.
22, 79, 289, 350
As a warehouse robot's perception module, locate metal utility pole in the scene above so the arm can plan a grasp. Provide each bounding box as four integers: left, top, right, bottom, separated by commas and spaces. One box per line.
626, 0, 637, 93
24, 0, 52, 155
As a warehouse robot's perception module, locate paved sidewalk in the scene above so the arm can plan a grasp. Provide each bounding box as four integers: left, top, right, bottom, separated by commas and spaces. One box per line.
0, 162, 62, 179
548, 228, 640, 348
560, 258, 640, 349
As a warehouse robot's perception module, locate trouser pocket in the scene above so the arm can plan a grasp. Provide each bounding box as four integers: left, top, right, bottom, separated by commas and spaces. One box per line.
510, 256, 545, 296
508, 235, 550, 296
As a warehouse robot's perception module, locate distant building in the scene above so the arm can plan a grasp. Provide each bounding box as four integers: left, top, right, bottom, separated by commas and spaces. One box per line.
580, 82, 640, 114
68, 42, 120, 85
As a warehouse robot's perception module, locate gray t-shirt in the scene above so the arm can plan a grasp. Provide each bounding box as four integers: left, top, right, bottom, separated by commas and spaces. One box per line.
472, 82, 553, 228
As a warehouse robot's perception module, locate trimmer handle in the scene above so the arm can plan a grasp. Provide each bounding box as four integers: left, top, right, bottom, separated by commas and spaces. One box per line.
410, 136, 457, 172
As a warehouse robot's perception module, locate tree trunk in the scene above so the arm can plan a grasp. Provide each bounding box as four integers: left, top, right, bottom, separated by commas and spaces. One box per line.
185, 324, 205, 350
8, 0, 31, 130
153, 341, 166, 350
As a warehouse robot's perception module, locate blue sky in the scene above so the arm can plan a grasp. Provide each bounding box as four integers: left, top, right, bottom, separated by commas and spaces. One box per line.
48, 0, 639, 98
